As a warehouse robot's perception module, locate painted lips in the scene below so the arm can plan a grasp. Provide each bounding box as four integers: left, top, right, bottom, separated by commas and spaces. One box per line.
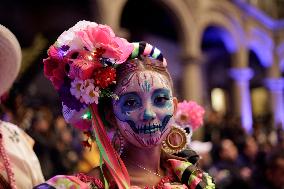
126, 115, 172, 135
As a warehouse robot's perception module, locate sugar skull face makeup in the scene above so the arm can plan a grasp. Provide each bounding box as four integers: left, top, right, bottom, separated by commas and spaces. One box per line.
112, 70, 176, 148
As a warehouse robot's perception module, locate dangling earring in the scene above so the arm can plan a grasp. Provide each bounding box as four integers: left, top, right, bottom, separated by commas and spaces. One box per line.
111, 129, 125, 155
162, 125, 188, 154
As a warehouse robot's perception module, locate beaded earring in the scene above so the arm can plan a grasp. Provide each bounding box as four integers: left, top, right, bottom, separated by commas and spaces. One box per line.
162, 125, 187, 154
111, 129, 125, 156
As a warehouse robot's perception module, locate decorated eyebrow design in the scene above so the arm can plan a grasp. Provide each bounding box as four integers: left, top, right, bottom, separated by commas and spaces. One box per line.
152, 88, 171, 96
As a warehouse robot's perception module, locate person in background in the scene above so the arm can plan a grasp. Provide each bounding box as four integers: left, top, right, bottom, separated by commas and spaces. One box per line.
252, 149, 284, 189
210, 138, 251, 189
0, 24, 44, 189
190, 140, 213, 172
28, 107, 57, 179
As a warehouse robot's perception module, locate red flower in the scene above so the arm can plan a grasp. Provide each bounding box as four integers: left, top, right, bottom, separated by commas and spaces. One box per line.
43, 57, 66, 90
93, 67, 116, 88
48, 45, 65, 60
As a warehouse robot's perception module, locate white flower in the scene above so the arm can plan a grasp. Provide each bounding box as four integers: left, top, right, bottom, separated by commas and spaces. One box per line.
71, 20, 98, 32
82, 79, 94, 91
81, 86, 100, 104
112, 94, 119, 101
70, 78, 84, 99
56, 20, 98, 51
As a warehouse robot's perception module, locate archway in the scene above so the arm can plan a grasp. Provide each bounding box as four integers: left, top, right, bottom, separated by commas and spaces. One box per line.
248, 50, 271, 131
120, 0, 184, 96
201, 26, 234, 115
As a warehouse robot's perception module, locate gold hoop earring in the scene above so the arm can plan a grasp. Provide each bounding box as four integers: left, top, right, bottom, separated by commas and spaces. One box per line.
111, 130, 125, 155
162, 125, 187, 154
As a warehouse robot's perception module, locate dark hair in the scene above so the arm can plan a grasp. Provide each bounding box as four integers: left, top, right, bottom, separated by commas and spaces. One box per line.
116, 56, 173, 90
266, 149, 284, 170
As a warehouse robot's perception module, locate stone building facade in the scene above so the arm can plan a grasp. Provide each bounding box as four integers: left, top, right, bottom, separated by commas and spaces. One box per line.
92, 0, 284, 132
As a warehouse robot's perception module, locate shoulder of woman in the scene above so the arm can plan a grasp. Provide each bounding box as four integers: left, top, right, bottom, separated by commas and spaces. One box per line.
33, 175, 86, 188
1, 120, 19, 131
34, 174, 103, 189
1, 120, 35, 148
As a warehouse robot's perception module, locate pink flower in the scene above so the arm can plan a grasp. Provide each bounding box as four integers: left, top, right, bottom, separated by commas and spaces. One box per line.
77, 25, 115, 50
175, 100, 205, 131
76, 24, 133, 63
106, 37, 134, 63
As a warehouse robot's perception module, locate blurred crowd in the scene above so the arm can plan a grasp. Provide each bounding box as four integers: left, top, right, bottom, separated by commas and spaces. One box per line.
1, 92, 284, 189
201, 110, 284, 189
0, 92, 100, 180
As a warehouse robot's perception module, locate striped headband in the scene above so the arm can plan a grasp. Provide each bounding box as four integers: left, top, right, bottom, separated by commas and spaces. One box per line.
128, 42, 167, 67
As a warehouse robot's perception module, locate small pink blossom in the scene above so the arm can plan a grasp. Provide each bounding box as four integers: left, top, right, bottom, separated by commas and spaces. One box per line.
175, 100, 205, 131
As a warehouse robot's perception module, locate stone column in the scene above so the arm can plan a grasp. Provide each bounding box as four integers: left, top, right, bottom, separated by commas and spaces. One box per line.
182, 56, 205, 105
229, 68, 254, 133
265, 78, 284, 129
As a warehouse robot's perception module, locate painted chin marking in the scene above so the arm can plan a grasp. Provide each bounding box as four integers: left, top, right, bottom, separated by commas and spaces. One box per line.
144, 137, 160, 145
125, 127, 170, 147
125, 129, 161, 146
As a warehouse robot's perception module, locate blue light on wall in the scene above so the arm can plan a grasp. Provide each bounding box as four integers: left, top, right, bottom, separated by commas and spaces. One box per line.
233, 0, 284, 30
265, 78, 284, 128
249, 28, 273, 68
202, 26, 236, 53
230, 68, 254, 133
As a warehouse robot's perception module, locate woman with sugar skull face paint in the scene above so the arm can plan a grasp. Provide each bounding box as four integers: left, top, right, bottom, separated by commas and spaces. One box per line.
112, 57, 176, 149
34, 21, 215, 189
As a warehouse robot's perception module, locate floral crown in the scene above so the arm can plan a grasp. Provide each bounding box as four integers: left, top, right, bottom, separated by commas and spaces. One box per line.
43, 21, 133, 108
43, 21, 167, 129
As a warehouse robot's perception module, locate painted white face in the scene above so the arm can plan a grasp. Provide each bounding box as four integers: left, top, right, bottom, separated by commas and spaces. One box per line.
112, 70, 175, 148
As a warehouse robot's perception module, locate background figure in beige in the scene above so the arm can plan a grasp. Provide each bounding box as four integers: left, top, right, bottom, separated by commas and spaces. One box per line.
0, 24, 44, 189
